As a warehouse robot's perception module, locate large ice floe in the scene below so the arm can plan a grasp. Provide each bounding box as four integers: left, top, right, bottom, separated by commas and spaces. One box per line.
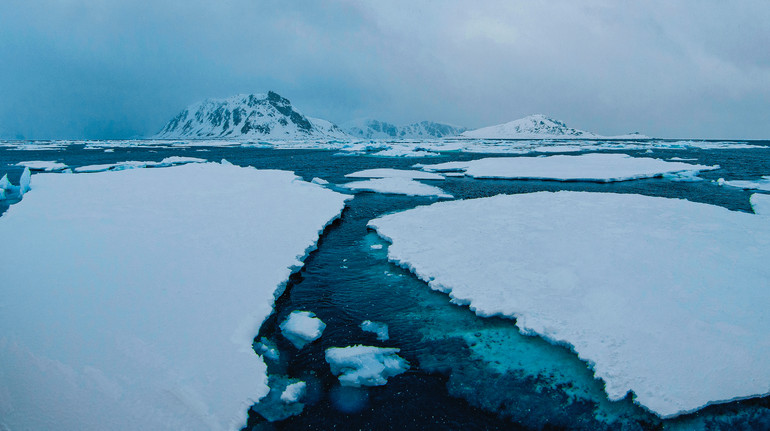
345, 168, 445, 180
342, 177, 452, 198
325, 345, 409, 387
720, 176, 770, 192
369, 192, 770, 418
0, 163, 348, 431
418, 153, 718, 182
15, 160, 69, 171
751, 193, 770, 215
74, 156, 206, 173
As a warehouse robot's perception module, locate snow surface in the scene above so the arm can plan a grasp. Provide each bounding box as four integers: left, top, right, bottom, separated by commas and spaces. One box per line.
280, 311, 327, 349
342, 177, 452, 198
16, 160, 68, 171
0, 163, 349, 431
325, 345, 409, 387
369, 192, 770, 418
280, 382, 307, 404
751, 193, 770, 215
721, 176, 770, 192
360, 320, 389, 341
345, 168, 444, 180
419, 153, 718, 182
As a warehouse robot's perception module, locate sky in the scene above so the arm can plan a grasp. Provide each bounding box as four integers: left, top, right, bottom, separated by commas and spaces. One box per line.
1, 0, 769, 140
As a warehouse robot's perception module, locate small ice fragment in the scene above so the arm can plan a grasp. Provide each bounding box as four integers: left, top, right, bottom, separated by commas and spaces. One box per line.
280, 311, 326, 349
255, 337, 280, 362
370, 244, 383, 250
19, 167, 31, 196
0, 188, 6, 200
311, 177, 329, 185
280, 381, 307, 404
325, 345, 408, 387
716, 178, 726, 186
360, 320, 389, 341
0, 174, 11, 190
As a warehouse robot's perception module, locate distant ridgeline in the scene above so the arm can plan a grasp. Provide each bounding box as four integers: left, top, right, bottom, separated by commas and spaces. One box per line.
154, 91, 349, 140
343, 119, 467, 139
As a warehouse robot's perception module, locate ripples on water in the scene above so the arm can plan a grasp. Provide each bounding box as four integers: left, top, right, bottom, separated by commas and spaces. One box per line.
1, 143, 769, 429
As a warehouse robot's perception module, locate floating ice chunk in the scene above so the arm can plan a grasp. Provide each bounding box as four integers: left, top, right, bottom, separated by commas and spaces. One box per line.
280, 381, 307, 404
280, 311, 326, 349
75, 161, 150, 173
0, 163, 349, 431
751, 193, 770, 215
369, 192, 770, 418
255, 338, 280, 362
311, 177, 329, 185
345, 168, 444, 180
342, 177, 452, 198
721, 176, 770, 192
420, 153, 718, 182
0, 173, 11, 190
370, 244, 383, 250
157, 156, 207, 166
662, 170, 704, 182
0, 188, 5, 200
19, 167, 31, 195
325, 345, 409, 387
16, 161, 68, 171
360, 320, 389, 341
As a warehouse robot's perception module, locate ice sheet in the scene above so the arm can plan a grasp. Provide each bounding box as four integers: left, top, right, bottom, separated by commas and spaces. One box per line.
0, 163, 349, 431
369, 192, 770, 418
341, 177, 452, 198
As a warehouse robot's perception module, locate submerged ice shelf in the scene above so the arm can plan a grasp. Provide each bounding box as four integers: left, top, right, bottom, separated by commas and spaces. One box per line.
370, 191, 770, 418
0, 163, 349, 431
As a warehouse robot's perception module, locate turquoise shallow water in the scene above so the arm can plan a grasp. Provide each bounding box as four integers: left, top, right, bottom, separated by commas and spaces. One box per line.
1, 142, 769, 429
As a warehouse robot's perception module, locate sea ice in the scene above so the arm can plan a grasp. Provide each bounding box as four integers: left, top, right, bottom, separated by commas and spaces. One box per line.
19, 167, 31, 195
325, 345, 409, 387
0, 162, 348, 431
0, 173, 11, 190
280, 381, 307, 404
311, 177, 329, 185
369, 192, 770, 418
419, 153, 718, 182
360, 320, 389, 341
751, 193, 770, 215
342, 177, 452, 198
345, 168, 444, 180
280, 311, 327, 349
74, 157, 205, 173
16, 160, 68, 171
720, 176, 770, 192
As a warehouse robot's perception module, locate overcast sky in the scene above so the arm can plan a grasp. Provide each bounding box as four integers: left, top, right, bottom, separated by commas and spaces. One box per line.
1, 0, 768, 139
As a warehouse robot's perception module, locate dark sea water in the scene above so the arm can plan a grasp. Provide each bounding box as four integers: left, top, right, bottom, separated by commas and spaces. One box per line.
1, 142, 769, 430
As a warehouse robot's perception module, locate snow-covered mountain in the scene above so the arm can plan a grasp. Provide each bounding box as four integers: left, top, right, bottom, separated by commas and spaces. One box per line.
461, 115, 596, 139
154, 92, 349, 140
343, 119, 466, 139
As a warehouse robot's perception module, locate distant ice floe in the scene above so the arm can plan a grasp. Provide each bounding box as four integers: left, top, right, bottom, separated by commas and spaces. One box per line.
360, 320, 389, 341
345, 168, 444, 180
369, 192, 770, 418
311, 177, 329, 185
751, 193, 770, 215
718, 176, 770, 192
280, 311, 327, 349
341, 177, 452, 198
16, 160, 68, 171
0, 162, 349, 431
418, 153, 718, 182
325, 345, 409, 387
74, 156, 206, 173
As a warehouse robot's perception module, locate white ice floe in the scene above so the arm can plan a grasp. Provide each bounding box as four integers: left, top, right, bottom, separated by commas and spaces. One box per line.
311, 177, 329, 185
369, 192, 770, 418
345, 168, 444, 180
280, 311, 327, 349
18, 167, 31, 196
280, 381, 307, 404
325, 345, 409, 387
360, 320, 389, 341
0, 163, 348, 431
419, 153, 718, 182
720, 176, 770, 192
342, 177, 452, 198
74, 157, 206, 173
16, 160, 68, 171
751, 193, 770, 215
0, 173, 12, 190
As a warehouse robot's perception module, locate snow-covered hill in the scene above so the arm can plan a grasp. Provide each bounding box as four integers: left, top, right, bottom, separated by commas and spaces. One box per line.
154, 92, 350, 140
461, 115, 596, 139
344, 119, 466, 139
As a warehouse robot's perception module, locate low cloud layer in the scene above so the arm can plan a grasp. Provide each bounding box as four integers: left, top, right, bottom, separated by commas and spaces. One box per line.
1, 0, 768, 139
